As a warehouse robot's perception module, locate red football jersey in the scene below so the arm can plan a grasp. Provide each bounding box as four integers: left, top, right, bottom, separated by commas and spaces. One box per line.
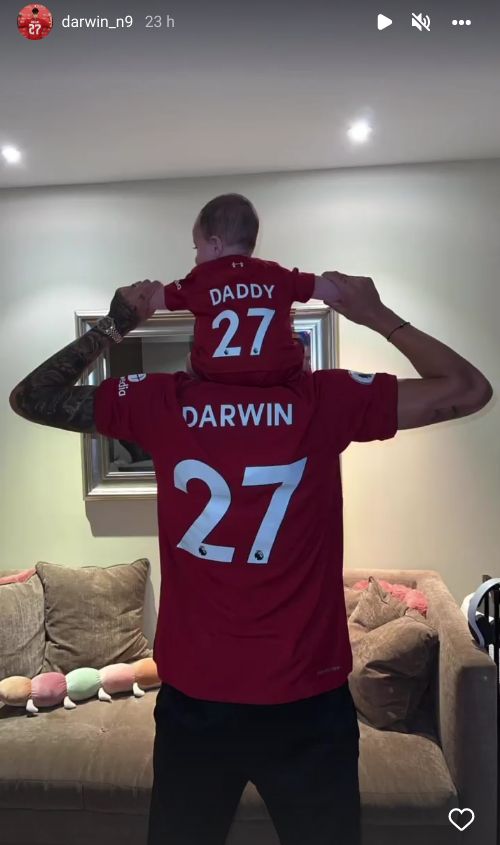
94, 369, 398, 704
164, 256, 315, 380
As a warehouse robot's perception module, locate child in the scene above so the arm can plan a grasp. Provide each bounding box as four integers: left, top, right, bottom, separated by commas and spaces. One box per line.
151, 194, 341, 385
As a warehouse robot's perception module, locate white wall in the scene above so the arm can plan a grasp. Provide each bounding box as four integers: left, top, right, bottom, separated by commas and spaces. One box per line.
1, 161, 498, 638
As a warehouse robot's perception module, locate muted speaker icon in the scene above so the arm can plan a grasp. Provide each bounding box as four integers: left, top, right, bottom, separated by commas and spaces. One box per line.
411, 12, 431, 31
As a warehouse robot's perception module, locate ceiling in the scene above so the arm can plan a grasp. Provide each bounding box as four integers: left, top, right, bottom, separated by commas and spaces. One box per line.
1, 0, 500, 188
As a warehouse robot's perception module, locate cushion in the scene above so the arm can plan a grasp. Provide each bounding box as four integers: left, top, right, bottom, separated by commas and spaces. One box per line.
353, 578, 428, 616
357, 721, 456, 824
0, 691, 159, 813
349, 614, 438, 730
0, 571, 45, 681
0, 675, 33, 707
350, 577, 407, 629
0, 567, 37, 585
344, 587, 362, 618
0, 692, 454, 824
36, 559, 152, 674
347, 619, 366, 651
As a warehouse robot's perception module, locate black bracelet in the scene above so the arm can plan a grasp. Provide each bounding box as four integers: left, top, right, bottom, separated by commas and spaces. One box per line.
387, 321, 410, 342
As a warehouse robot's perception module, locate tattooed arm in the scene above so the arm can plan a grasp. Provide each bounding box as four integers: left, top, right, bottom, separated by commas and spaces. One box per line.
9, 280, 163, 434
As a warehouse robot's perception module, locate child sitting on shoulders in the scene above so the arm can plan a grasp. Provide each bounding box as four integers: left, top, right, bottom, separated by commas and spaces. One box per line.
151, 193, 341, 385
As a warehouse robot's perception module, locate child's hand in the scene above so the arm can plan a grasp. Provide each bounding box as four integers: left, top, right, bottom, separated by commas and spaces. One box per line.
321, 272, 383, 328
313, 273, 342, 306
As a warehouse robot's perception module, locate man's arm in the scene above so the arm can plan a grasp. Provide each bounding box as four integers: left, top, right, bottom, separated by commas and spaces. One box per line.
9, 280, 163, 434
367, 304, 493, 429
9, 333, 106, 434
322, 273, 493, 430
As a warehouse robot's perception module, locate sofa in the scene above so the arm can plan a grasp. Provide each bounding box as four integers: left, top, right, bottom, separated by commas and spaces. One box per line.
0, 566, 496, 845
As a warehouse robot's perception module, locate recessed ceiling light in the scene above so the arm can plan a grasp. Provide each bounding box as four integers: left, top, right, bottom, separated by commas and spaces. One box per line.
347, 121, 373, 144
2, 146, 22, 164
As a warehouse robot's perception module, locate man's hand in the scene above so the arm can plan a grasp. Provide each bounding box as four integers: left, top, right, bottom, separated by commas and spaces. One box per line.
109, 280, 164, 336
321, 272, 384, 329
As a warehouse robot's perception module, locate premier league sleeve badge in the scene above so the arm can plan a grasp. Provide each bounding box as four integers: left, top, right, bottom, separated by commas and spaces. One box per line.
348, 371, 375, 385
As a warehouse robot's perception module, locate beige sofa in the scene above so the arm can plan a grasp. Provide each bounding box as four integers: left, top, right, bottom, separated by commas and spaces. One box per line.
0, 568, 496, 845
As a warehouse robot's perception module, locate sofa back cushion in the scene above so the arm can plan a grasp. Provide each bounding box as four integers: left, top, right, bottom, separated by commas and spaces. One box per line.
36, 559, 152, 674
0, 570, 45, 681
349, 614, 438, 730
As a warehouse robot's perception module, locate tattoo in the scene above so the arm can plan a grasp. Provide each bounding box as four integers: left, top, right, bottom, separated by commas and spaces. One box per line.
9, 324, 113, 433
431, 405, 460, 424
9, 288, 143, 433
108, 288, 142, 337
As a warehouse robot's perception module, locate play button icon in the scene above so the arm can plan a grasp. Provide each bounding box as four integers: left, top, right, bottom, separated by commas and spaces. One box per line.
377, 13, 393, 30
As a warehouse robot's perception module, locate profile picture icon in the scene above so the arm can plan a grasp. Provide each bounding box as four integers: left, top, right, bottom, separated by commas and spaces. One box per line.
17, 4, 53, 40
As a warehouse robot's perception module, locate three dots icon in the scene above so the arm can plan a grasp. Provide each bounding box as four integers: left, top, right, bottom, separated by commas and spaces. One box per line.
452, 19, 471, 26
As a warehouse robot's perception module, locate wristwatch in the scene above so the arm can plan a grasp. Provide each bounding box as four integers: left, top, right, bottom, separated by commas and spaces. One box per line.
95, 316, 124, 344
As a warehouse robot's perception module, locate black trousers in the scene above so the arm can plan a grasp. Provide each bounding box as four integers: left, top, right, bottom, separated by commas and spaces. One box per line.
147, 681, 361, 845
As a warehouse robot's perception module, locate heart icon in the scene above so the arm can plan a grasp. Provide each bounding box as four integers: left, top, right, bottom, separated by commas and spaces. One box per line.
448, 808, 475, 831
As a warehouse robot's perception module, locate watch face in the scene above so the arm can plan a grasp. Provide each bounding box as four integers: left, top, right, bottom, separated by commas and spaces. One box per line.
97, 317, 120, 341
96, 318, 112, 334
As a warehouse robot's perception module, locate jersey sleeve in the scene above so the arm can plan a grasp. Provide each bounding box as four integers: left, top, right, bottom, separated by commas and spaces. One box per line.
93, 372, 177, 453
289, 268, 316, 303
164, 276, 190, 311
268, 265, 315, 306
315, 369, 399, 452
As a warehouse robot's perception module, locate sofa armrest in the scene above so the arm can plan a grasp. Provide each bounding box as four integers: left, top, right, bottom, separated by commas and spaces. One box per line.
417, 571, 497, 843
344, 567, 497, 843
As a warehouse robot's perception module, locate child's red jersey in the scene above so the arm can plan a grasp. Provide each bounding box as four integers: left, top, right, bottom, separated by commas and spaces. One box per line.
164, 256, 315, 380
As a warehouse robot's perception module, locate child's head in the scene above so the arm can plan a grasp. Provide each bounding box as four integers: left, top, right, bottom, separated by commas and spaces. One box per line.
193, 194, 259, 265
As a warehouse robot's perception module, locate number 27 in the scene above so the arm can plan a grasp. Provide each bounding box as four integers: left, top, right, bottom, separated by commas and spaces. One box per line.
174, 458, 307, 564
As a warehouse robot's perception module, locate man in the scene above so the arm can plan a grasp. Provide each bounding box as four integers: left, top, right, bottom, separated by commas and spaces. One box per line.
9, 274, 492, 845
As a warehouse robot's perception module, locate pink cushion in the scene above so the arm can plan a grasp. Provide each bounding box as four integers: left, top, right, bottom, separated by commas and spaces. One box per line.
99, 663, 136, 693
353, 579, 428, 616
0, 568, 36, 585
31, 672, 67, 707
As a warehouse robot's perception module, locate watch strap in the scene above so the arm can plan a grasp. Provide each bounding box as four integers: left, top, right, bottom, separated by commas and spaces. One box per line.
95, 317, 123, 344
